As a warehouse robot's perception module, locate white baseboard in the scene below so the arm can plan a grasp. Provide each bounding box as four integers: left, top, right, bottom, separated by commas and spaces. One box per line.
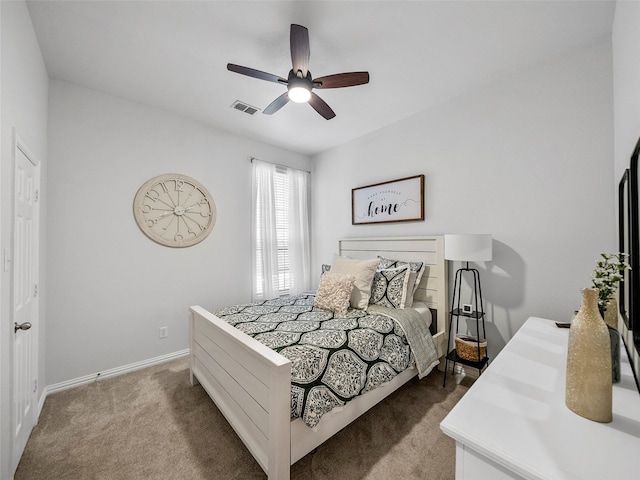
40, 349, 190, 405
37, 389, 47, 420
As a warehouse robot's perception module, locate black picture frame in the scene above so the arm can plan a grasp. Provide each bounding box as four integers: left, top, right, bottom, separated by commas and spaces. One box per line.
351, 175, 425, 225
618, 168, 631, 329
629, 136, 640, 350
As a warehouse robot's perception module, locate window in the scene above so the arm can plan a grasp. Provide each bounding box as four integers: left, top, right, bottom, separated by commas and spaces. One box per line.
252, 159, 310, 300
255, 167, 289, 296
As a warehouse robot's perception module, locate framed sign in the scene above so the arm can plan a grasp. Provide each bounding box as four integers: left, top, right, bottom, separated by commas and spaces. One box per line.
352, 174, 424, 225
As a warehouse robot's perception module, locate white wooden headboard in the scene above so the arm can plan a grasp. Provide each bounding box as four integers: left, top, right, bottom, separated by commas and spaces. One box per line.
338, 236, 449, 357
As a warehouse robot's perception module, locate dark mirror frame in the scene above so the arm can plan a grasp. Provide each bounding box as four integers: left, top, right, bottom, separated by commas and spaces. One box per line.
629, 136, 640, 350
619, 168, 631, 329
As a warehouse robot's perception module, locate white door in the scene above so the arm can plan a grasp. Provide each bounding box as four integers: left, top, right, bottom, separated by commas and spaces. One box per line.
11, 134, 39, 473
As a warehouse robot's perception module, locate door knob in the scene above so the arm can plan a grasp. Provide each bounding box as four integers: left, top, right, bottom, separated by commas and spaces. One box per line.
14, 322, 32, 333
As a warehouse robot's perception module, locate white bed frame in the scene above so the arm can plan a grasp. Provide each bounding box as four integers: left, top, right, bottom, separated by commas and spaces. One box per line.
189, 236, 449, 480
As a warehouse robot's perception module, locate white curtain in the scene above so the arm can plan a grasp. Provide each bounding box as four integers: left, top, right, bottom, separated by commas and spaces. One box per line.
251, 159, 310, 300
252, 160, 280, 301
287, 167, 311, 295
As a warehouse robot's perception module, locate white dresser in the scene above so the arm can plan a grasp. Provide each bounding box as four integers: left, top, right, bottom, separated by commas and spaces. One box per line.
440, 316, 640, 479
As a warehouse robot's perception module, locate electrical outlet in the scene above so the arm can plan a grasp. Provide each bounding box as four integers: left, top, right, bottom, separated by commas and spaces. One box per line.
159, 326, 168, 339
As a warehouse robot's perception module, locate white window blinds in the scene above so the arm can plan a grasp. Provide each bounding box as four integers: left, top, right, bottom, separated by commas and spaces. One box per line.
252, 159, 310, 300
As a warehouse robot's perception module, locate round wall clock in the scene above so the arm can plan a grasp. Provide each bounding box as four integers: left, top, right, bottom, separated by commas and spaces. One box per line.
133, 174, 216, 248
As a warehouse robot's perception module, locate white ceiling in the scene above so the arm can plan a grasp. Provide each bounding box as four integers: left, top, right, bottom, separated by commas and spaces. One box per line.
26, 1, 615, 156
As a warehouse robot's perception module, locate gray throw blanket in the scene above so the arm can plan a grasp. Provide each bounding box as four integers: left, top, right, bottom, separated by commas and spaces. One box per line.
368, 304, 439, 378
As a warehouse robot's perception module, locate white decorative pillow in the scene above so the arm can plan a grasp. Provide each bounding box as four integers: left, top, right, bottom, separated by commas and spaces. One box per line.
378, 256, 427, 295
369, 264, 411, 309
330, 255, 380, 310
314, 272, 356, 315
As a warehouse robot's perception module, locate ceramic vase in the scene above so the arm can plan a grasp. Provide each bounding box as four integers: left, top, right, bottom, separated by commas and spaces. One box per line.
601, 299, 621, 383
565, 288, 612, 423
601, 297, 620, 383
603, 298, 618, 329
609, 326, 621, 383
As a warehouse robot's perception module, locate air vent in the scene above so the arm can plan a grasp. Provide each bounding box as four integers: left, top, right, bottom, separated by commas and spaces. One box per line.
231, 100, 260, 116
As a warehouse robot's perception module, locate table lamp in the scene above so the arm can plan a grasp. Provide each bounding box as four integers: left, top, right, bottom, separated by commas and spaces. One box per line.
443, 234, 492, 385
444, 233, 492, 315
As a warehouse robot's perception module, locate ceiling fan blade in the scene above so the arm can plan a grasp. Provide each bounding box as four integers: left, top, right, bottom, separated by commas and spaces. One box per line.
309, 92, 336, 120
227, 63, 287, 84
313, 72, 370, 89
263, 92, 290, 115
290, 24, 310, 77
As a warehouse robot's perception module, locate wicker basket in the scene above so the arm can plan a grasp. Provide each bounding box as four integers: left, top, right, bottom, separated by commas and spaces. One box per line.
455, 334, 487, 362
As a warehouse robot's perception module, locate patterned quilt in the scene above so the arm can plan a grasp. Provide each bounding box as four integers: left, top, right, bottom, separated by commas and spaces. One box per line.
214, 293, 438, 428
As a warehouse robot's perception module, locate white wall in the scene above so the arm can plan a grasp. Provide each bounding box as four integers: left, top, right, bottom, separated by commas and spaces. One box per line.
0, 1, 49, 477
46, 80, 310, 385
312, 40, 614, 360
612, 1, 640, 379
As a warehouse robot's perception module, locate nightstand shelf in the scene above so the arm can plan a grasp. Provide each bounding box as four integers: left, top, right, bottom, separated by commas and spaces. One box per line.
444, 349, 489, 371
443, 306, 489, 386
450, 308, 484, 319
442, 278, 488, 386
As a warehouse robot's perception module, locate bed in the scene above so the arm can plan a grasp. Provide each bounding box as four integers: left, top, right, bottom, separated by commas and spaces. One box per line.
189, 236, 449, 480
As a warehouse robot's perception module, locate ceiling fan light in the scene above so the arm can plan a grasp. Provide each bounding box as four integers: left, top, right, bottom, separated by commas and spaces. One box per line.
288, 85, 311, 103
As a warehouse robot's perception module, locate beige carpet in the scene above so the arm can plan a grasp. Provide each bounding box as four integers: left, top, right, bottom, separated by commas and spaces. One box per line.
16, 358, 471, 480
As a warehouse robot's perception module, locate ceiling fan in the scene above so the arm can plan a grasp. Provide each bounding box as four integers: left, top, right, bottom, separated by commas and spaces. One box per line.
227, 24, 369, 120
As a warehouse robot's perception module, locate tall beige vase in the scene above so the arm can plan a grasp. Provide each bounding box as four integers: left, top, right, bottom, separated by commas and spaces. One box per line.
565, 288, 612, 423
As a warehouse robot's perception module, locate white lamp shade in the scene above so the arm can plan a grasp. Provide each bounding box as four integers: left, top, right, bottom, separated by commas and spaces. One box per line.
444, 234, 492, 261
